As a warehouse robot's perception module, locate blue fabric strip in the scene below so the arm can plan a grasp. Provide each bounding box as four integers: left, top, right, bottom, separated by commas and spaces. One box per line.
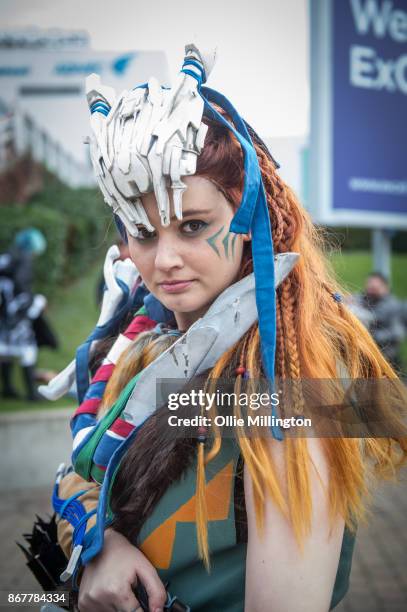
53, 487, 88, 529
72, 509, 97, 547
181, 68, 202, 83
93, 433, 123, 467
71, 424, 97, 467
182, 58, 206, 81
201, 87, 259, 233
90, 105, 110, 117
71, 413, 96, 438
84, 381, 107, 400
90, 102, 109, 109
144, 292, 175, 326
114, 214, 127, 242
81, 426, 140, 565
200, 86, 282, 440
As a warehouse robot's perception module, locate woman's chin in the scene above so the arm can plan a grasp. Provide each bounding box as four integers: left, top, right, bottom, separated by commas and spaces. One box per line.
161, 296, 202, 313
158, 290, 208, 317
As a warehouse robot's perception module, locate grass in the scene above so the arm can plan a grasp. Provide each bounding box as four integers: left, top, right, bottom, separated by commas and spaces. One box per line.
1, 251, 406, 413
329, 251, 407, 297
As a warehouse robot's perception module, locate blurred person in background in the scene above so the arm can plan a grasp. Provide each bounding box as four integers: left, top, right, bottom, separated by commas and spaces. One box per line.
0, 227, 57, 400
349, 272, 405, 373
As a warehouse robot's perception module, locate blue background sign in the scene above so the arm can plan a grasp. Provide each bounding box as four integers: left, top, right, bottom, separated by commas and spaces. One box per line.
310, 0, 407, 227
333, 0, 407, 214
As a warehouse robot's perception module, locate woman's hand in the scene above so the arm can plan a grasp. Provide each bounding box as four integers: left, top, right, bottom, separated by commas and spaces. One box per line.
78, 528, 167, 612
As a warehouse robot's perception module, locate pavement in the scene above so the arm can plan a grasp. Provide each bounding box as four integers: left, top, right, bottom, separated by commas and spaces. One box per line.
335, 474, 407, 612
0, 476, 406, 612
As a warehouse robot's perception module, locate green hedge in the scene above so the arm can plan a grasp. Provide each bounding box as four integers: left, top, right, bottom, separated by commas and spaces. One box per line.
0, 173, 114, 295
324, 226, 407, 253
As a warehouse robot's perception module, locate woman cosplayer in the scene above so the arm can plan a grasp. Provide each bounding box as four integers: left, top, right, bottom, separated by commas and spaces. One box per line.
47, 45, 407, 612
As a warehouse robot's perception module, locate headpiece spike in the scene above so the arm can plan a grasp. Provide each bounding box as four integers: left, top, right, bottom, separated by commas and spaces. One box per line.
86, 47, 214, 230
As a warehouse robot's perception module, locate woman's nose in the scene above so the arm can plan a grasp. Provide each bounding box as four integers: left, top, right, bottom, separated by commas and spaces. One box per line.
154, 238, 183, 272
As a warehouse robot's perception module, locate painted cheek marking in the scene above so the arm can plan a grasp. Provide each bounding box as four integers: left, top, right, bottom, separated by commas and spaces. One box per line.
231, 234, 238, 259
206, 225, 224, 257
222, 232, 229, 259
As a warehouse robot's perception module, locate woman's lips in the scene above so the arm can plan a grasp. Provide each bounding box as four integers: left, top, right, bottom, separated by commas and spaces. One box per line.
159, 280, 194, 293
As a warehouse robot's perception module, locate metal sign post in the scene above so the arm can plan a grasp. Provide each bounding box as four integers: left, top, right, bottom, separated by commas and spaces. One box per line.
372, 228, 392, 280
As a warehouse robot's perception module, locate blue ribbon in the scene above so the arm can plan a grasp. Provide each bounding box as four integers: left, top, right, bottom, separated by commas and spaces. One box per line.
200, 86, 282, 440
90, 102, 110, 116
52, 484, 93, 549
72, 509, 97, 547
113, 214, 127, 243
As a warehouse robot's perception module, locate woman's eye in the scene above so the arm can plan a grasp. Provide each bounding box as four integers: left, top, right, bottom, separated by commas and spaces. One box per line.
181, 220, 207, 234
136, 226, 156, 240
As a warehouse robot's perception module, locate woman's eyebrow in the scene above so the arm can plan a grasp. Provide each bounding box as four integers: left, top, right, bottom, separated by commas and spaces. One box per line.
170, 208, 213, 221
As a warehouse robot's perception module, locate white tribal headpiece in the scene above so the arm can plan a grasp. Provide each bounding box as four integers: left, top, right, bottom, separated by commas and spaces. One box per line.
86, 44, 217, 236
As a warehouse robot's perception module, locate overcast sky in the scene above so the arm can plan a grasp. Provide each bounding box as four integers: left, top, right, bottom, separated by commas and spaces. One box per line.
1, 0, 309, 137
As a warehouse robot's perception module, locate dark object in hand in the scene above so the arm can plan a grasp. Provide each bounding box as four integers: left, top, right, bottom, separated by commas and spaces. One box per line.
134, 580, 190, 611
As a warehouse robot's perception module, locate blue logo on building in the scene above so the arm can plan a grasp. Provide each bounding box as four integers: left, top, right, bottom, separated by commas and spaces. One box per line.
112, 53, 136, 75
55, 62, 102, 75
0, 66, 30, 77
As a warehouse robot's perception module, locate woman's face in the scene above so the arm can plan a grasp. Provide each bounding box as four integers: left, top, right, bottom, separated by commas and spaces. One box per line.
127, 176, 247, 330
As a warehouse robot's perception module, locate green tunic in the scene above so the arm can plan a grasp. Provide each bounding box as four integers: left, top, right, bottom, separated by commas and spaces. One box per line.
137, 439, 355, 611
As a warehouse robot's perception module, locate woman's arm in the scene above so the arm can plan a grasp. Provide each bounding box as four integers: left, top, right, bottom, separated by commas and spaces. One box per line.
78, 528, 167, 612
244, 438, 344, 612
57, 474, 167, 612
